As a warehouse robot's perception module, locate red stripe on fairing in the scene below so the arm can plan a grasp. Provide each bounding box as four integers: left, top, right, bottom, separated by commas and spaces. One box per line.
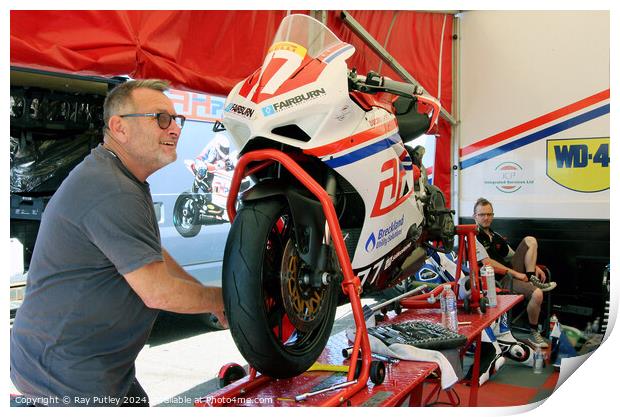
460, 89, 610, 158
252, 58, 327, 104
304, 118, 399, 158
317, 42, 350, 60
238, 68, 262, 99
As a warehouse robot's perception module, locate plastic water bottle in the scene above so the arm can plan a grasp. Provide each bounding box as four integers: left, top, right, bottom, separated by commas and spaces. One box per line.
480, 265, 497, 307
441, 284, 458, 332
584, 321, 593, 339
533, 346, 544, 374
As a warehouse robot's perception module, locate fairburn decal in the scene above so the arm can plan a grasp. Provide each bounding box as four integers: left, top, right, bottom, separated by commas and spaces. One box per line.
261, 88, 326, 116
225, 103, 255, 119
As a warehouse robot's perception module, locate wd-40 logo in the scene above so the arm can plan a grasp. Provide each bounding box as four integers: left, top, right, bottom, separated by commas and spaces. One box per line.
261, 88, 326, 117
547, 138, 610, 192
364, 216, 405, 253
225, 103, 254, 119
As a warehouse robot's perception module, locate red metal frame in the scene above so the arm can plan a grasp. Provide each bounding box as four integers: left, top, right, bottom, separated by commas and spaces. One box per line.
399, 224, 483, 310
216, 149, 373, 406
454, 224, 482, 308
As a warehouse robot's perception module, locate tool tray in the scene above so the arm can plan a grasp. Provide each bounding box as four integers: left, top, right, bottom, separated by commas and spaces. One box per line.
368, 320, 468, 351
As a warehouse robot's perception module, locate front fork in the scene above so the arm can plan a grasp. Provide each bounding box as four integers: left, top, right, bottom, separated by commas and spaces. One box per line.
311, 173, 338, 287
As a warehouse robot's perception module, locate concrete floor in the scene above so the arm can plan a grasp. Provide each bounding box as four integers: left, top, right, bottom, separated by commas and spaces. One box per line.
8, 300, 370, 407
143, 301, 368, 406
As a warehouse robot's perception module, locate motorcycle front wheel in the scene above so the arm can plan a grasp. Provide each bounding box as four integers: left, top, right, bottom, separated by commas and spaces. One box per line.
172, 192, 202, 238
223, 198, 338, 378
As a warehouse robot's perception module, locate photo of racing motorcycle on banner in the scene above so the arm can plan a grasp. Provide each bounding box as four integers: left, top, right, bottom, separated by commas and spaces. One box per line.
220, 14, 455, 378
173, 133, 250, 238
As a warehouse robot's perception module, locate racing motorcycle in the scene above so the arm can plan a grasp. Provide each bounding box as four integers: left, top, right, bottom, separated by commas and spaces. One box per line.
173, 158, 247, 237
221, 14, 455, 378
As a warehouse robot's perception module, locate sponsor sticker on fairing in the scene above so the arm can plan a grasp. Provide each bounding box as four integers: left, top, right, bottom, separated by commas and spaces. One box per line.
261, 88, 326, 117
364, 215, 405, 252
225, 103, 255, 119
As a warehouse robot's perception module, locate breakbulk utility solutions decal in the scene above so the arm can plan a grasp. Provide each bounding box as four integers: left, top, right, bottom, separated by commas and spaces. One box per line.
262, 88, 326, 116
365, 215, 405, 252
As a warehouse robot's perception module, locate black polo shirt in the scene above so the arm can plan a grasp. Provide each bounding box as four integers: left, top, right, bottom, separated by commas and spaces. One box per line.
477, 228, 511, 263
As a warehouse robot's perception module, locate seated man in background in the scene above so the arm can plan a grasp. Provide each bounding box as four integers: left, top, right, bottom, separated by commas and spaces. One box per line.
473, 198, 556, 348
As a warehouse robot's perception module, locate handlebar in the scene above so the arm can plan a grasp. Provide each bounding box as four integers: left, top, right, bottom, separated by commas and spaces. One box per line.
348, 70, 441, 134
349, 70, 422, 98
381, 78, 420, 98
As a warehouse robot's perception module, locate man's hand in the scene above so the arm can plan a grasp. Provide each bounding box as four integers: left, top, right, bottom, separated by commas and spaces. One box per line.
512, 271, 529, 282
214, 310, 229, 329
210, 287, 228, 328
535, 266, 547, 282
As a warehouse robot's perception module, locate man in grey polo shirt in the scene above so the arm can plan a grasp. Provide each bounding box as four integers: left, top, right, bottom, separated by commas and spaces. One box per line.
10, 79, 226, 407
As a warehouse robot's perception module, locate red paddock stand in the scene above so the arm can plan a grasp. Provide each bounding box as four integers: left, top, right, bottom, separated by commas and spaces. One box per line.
400, 224, 488, 313
197, 149, 374, 407
217, 363, 247, 388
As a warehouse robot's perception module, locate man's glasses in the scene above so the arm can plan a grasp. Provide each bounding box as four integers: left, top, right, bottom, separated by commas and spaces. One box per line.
120, 113, 186, 129
475, 213, 494, 217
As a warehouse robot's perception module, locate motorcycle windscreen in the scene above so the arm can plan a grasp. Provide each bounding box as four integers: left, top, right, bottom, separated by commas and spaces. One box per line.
247, 14, 354, 105
270, 14, 342, 59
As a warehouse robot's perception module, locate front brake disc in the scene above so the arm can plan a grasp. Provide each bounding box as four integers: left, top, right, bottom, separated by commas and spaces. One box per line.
280, 239, 329, 332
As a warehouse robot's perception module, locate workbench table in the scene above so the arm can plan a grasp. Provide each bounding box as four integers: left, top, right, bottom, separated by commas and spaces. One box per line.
197, 294, 522, 407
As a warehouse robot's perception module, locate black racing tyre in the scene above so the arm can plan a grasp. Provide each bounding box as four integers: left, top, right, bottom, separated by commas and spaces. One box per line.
223, 198, 339, 378
173, 192, 201, 238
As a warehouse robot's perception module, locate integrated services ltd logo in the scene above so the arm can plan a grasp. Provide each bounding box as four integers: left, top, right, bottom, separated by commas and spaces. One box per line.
484, 161, 534, 193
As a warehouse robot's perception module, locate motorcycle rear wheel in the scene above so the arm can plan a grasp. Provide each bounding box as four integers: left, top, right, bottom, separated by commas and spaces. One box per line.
223, 198, 338, 378
173, 192, 202, 238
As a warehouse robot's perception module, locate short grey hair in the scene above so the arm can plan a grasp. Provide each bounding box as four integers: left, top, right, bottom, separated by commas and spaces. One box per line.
103, 79, 170, 133
473, 197, 493, 215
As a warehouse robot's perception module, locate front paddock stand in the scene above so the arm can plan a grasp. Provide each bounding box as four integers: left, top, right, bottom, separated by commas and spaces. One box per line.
218, 363, 247, 388
197, 149, 375, 407
400, 224, 487, 313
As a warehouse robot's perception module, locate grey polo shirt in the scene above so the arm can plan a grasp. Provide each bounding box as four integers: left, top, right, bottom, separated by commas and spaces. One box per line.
11, 145, 162, 406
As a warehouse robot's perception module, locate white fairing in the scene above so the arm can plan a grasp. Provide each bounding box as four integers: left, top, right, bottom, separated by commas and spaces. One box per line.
222, 14, 426, 276
223, 58, 354, 152
328, 107, 425, 270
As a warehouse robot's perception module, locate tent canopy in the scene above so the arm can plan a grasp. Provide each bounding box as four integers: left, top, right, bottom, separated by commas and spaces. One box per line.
10, 10, 454, 206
